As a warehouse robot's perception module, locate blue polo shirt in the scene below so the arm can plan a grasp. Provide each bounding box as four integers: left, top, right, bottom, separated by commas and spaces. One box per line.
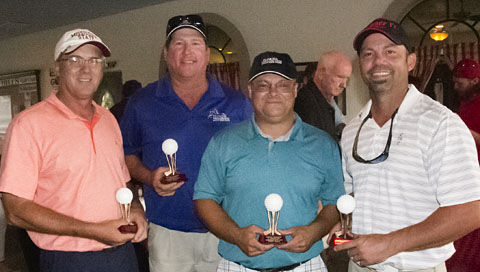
120, 75, 252, 232
193, 115, 345, 269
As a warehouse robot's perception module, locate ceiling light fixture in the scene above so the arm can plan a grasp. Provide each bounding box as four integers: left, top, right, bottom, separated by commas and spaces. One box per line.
430, 25, 448, 41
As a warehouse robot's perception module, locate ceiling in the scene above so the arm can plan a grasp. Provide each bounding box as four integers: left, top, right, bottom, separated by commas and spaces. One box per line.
2, 0, 480, 45
0, 0, 172, 41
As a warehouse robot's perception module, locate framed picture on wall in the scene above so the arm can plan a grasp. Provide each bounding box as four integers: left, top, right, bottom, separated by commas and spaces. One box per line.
0, 70, 41, 134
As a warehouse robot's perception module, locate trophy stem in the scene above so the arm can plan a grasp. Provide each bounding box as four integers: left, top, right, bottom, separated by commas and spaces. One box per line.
121, 203, 131, 223
172, 153, 177, 175
339, 211, 345, 238
274, 211, 280, 235
126, 203, 131, 222
267, 211, 272, 234
345, 212, 351, 238
165, 154, 173, 174
120, 204, 126, 219
272, 211, 276, 235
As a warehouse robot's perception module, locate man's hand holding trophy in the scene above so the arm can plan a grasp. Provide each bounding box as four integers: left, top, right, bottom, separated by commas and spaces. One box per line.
161, 138, 187, 184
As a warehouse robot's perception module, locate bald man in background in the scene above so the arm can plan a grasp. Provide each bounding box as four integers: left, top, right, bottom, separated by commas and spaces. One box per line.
294, 51, 352, 142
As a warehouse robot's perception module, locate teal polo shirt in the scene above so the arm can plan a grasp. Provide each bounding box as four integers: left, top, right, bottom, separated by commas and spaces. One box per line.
194, 115, 345, 269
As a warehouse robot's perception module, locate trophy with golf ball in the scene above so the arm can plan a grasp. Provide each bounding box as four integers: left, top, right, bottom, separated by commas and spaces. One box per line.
331, 194, 355, 246
161, 138, 187, 184
258, 193, 286, 244
116, 187, 138, 234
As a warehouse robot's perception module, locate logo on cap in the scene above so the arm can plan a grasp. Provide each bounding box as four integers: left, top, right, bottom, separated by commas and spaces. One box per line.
70, 30, 99, 41
368, 20, 397, 30
249, 51, 297, 82
353, 18, 409, 53
261, 58, 283, 66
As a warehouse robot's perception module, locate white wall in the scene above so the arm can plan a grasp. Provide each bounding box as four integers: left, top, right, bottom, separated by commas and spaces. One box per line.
0, 0, 400, 121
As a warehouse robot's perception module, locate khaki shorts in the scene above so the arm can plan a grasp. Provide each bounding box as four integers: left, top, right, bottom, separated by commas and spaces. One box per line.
148, 223, 220, 272
348, 260, 446, 272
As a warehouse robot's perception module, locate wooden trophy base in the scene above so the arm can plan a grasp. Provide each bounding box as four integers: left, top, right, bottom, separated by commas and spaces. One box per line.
118, 223, 138, 234
330, 233, 353, 247
258, 233, 287, 245
161, 173, 187, 184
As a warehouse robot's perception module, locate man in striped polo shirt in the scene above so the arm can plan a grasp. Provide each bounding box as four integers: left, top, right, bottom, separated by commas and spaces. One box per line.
334, 18, 480, 271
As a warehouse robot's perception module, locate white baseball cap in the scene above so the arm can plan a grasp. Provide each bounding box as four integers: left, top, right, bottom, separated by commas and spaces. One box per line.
54, 29, 111, 61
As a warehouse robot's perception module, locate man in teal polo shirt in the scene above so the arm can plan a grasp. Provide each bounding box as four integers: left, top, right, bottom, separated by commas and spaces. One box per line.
194, 51, 345, 271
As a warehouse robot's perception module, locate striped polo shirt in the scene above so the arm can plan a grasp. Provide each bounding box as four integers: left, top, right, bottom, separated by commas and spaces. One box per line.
341, 85, 480, 270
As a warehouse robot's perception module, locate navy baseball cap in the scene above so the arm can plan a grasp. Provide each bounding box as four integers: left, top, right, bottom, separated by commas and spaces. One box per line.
249, 51, 297, 82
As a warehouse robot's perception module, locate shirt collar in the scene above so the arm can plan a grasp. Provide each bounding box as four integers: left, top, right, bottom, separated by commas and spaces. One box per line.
357, 84, 422, 120
46, 92, 102, 121
248, 113, 304, 142
156, 74, 226, 98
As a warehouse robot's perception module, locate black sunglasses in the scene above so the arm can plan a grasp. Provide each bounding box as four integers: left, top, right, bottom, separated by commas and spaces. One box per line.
166, 14, 206, 38
352, 109, 398, 164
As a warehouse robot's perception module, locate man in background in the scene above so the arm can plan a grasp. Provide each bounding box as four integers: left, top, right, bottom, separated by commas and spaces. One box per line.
294, 51, 352, 141
120, 14, 252, 272
0, 29, 147, 271
445, 58, 480, 271
110, 80, 142, 121
452, 58, 480, 162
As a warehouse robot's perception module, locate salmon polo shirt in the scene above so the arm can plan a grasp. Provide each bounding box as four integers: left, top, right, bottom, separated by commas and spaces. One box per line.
0, 93, 130, 252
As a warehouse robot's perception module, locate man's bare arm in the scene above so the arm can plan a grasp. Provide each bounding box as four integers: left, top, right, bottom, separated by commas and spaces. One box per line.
2, 193, 134, 246
125, 154, 183, 196
336, 201, 480, 266
125, 154, 155, 187
391, 200, 480, 252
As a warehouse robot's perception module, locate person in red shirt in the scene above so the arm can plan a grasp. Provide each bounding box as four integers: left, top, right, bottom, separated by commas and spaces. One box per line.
453, 59, 480, 164
446, 58, 480, 272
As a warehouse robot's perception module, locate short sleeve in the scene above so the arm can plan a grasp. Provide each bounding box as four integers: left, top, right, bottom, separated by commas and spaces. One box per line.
0, 117, 41, 199
319, 140, 345, 206
120, 99, 141, 156
193, 136, 225, 203
426, 113, 480, 206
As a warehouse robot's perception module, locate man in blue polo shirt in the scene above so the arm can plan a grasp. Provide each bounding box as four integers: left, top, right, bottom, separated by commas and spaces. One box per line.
194, 51, 345, 271
120, 14, 252, 272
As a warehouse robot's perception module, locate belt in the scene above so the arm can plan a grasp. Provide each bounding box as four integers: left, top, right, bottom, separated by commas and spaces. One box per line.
245, 258, 310, 272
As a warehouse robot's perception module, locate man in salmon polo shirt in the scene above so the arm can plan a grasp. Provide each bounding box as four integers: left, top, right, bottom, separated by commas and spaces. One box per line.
0, 29, 147, 272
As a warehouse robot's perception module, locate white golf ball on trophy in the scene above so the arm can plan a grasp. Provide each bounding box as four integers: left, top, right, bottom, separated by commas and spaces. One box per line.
332, 194, 356, 246
258, 193, 286, 244
161, 138, 187, 184
115, 188, 138, 234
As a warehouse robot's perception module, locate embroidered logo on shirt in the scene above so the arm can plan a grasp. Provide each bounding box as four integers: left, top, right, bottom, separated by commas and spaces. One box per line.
208, 109, 230, 122
396, 133, 403, 145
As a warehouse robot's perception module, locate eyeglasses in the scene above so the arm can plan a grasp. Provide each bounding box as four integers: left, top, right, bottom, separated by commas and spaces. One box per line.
352, 109, 398, 164
251, 80, 296, 94
60, 56, 105, 68
166, 14, 206, 38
